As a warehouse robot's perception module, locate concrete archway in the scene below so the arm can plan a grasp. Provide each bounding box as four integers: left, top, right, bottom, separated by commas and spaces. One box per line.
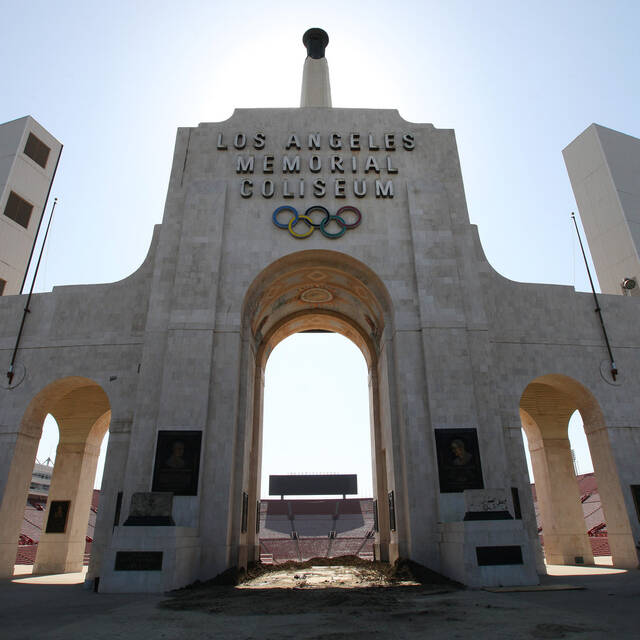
520, 374, 637, 568
235, 250, 399, 568
0, 377, 110, 576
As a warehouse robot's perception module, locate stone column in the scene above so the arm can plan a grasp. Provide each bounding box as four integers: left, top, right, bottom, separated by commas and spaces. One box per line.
0, 430, 39, 577
586, 424, 639, 568
85, 419, 132, 584
245, 360, 263, 565
528, 436, 594, 565
33, 438, 101, 574
369, 366, 390, 562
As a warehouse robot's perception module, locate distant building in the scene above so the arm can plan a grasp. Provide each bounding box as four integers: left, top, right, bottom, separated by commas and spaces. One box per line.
29, 460, 53, 497
0, 116, 62, 296
563, 124, 640, 296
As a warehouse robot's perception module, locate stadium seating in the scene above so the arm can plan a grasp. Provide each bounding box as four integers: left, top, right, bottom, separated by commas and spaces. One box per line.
259, 498, 375, 563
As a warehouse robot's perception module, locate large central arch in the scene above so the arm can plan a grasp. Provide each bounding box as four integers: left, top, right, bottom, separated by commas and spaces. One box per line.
234, 250, 401, 567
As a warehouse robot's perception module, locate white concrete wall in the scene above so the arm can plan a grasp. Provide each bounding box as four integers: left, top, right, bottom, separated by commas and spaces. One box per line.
0, 116, 62, 295
563, 124, 640, 295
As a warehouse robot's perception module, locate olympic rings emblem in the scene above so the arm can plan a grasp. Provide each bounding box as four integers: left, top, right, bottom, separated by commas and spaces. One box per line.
272, 205, 362, 239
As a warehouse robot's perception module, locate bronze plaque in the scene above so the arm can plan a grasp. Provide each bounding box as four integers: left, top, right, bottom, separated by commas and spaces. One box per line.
45, 500, 70, 533
115, 551, 163, 571
435, 429, 484, 493
476, 545, 523, 566
151, 431, 202, 496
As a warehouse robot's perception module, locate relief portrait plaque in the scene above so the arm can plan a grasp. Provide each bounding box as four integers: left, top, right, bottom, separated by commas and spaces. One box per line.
45, 500, 70, 533
434, 428, 484, 493
151, 431, 202, 496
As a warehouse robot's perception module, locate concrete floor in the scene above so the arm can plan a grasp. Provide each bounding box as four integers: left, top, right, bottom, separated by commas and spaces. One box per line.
1, 563, 639, 639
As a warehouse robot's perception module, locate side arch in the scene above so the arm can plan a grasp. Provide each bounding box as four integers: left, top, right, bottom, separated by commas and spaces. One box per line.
520, 374, 637, 568
0, 376, 111, 576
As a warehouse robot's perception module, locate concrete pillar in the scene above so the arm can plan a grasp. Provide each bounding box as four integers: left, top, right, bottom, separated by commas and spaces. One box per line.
369, 366, 390, 562
504, 424, 546, 574
0, 430, 39, 577
528, 436, 594, 565
33, 439, 101, 574
86, 420, 132, 584
586, 424, 639, 568
245, 361, 264, 565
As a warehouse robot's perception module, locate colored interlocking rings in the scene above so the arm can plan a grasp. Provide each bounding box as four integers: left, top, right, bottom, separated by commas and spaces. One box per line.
272, 205, 362, 239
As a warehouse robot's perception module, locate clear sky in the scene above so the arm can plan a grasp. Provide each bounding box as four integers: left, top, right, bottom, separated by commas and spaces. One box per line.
4, 1, 637, 489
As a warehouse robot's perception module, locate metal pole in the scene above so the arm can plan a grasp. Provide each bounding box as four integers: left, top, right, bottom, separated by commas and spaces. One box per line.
7, 198, 58, 385
571, 212, 617, 380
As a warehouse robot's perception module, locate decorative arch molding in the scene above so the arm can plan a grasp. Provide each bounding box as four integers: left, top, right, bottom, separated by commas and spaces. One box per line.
242, 249, 394, 362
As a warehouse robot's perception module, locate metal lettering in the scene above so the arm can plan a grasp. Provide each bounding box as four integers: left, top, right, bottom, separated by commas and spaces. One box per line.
349, 133, 360, 150
402, 133, 415, 150
286, 133, 301, 150
299, 179, 305, 198
234, 133, 246, 149
308, 133, 321, 149
329, 133, 342, 150
313, 179, 326, 197
353, 180, 367, 198
263, 155, 274, 173
236, 156, 255, 173
240, 180, 252, 198
334, 179, 346, 198
331, 155, 344, 173
282, 156, 301, 173
364, 156, 380, 174
384, 133, 395, 150
216, 133, 227, 150
386, 156, 398, 174
283, 180, 294, 198
375, 179, 394, 198
368, 133, 379, 150
262, 180, 275, 198
309, 155, 322, 172
351, 157, 357, 173
253, 133, 266, 149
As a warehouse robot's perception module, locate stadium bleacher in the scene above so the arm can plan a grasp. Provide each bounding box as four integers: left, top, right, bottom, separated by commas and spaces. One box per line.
259, 498, 375, 563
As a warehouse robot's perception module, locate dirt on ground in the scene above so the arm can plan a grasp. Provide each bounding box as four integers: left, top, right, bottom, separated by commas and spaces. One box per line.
153, 558, 605, 639
160, 556, 460, 617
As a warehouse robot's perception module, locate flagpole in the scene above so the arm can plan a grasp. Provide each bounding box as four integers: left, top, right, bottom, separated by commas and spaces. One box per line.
7, 197, 58, 386
571, 212, 617, 381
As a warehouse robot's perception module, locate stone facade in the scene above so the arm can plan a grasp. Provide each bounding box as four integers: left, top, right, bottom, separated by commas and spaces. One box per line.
0, 116, 61, 296
1, 34, 639, 592
564, 124, 640, 296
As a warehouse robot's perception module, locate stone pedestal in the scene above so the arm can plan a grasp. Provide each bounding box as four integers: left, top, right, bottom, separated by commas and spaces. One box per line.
98, 526, 200, 593
439, 520, 539, 587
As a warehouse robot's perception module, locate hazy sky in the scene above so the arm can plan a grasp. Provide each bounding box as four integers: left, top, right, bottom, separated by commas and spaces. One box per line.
4, 1, 637, 490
